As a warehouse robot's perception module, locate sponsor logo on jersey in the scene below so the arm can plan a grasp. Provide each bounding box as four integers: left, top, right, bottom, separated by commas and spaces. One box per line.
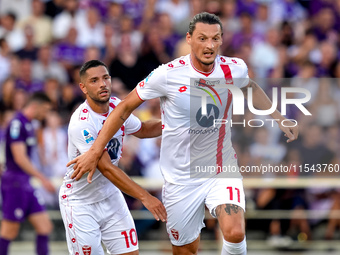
107, 138, 120, 160
196, 104, 220, 128
171, 229, 179, 241
145, 71, 154, 83
14, 208, 24, 219
179, 86, 187, 93
138, 81, 145, 88
82, 129, 94, 144
10, 120, 21, 139
194, 78, 222, 107
82, 245, 91, 255
139, 71, 154, 88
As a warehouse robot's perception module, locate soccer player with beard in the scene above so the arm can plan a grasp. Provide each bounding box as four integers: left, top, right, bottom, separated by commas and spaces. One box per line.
60, 60, 166, 255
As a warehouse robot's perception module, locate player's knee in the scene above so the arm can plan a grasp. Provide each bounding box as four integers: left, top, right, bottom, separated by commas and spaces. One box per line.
36, 220, 53, 235
173, 247, 197, 255
223, 228, 245, 243
45, 220, 53, 234
172, 239, 199, 255
1, 230, 19, 240
1, 221, 21, 240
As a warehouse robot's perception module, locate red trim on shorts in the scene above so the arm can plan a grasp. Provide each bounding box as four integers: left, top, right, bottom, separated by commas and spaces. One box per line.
216, 65, 233, 173
135, 89, 145, 102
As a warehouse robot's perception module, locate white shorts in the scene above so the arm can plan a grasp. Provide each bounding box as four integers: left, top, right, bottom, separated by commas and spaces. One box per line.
60, 192, 138, 255
162, 178, 245, 246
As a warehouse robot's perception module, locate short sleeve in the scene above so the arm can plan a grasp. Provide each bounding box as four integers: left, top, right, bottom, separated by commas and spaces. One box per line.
124, 114, 142, 135
68, 122, 98, 154
8, 119, 26, 144
233, 58, 249, 89
135, 65, 167, 100
112, 97, 141, 135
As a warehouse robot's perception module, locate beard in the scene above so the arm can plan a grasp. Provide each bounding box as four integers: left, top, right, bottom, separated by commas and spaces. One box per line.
200, 59, 215, 66
194, 52, 215, 66
89, 93, 110, 104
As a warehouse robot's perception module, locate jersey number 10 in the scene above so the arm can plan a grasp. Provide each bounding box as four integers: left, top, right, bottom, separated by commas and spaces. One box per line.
121, 229, 138, 248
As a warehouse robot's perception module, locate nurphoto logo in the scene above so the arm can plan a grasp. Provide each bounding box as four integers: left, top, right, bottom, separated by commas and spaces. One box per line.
195, 79, 311, 128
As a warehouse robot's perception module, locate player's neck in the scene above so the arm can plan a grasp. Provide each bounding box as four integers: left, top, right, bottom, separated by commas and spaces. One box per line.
86, 99, 109, 115
22, 106, 34, 121
190, 54, 215, 73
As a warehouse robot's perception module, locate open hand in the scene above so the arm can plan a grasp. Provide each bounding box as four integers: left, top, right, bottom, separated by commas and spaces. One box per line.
141, 194, 167, 222
67, 151, 99, 183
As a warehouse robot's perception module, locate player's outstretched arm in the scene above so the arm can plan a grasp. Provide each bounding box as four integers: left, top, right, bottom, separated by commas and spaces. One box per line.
97, 152, 167, 222
241, 79, 299, 143
68, 89, 144, 181
133, 119, 162, 139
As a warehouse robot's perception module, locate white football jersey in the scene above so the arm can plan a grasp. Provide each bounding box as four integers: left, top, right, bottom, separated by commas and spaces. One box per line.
136, 54, 249, 185
60, 97, 142, 206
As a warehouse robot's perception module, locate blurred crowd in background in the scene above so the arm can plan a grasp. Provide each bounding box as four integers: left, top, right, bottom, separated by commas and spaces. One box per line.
0, 0, 340, 244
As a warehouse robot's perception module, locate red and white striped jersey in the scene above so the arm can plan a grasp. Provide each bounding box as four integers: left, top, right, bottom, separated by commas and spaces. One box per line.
60, 97, 141, 206
136, 54, 249, 185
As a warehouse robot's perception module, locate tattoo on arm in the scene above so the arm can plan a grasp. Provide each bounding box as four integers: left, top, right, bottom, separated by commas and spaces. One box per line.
216, 204, 242, 217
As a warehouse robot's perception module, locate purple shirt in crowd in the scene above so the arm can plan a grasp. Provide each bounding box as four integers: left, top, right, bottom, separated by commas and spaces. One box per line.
54, 43, 85, 65
236, 0, 258, 16
4, 112, 36, 181
123, 0, 145, 27
15, 79, 44, 93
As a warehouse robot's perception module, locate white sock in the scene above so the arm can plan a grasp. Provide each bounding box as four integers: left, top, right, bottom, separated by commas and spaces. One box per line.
221, 237, 247, 255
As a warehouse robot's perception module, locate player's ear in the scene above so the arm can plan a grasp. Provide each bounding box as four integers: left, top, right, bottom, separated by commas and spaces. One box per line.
186, 32, 192, 45
79, 82, 87, 95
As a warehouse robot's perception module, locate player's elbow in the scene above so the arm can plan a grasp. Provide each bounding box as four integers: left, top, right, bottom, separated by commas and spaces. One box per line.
134, 121, 162, 139
97, 166, 111, 178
